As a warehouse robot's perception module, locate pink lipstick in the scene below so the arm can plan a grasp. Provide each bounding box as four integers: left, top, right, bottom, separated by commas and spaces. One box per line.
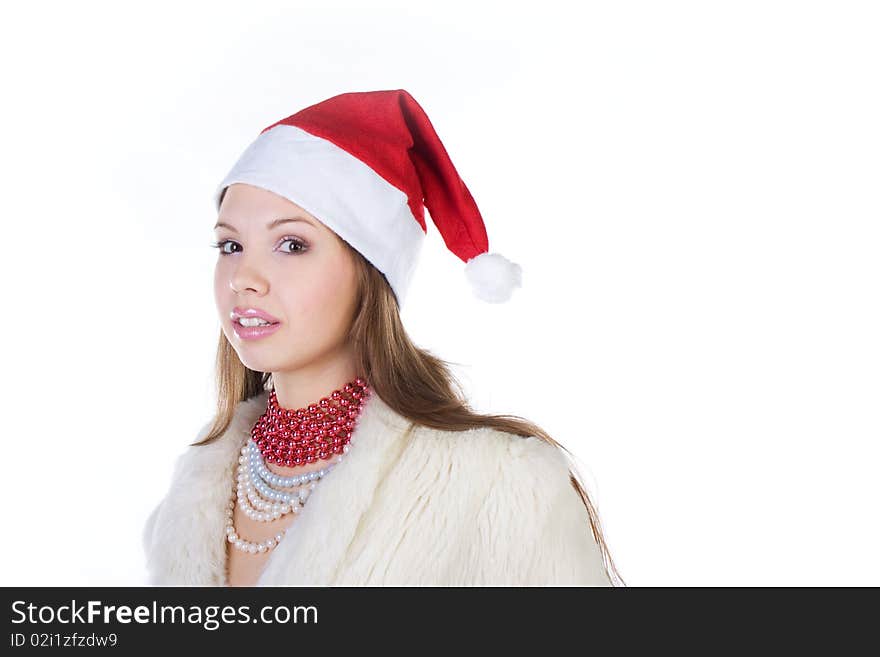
230, 306, 283, 341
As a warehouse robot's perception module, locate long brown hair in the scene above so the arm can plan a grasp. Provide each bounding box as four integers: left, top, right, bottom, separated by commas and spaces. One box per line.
194, 231, 626, 586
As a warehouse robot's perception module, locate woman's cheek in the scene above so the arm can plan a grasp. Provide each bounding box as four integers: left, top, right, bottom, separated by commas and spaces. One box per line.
289, 285, 327, 320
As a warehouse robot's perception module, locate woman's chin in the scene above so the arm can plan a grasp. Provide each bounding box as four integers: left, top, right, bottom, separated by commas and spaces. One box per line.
229, 342, 287, 373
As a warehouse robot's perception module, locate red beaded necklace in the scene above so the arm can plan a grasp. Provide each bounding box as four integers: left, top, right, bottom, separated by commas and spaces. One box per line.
251, 377, 371, 466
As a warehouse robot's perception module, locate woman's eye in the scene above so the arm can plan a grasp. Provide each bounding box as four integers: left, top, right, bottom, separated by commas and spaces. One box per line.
210, 238, 307, 255
278, 237, 308, 254
210, 240, 239, 255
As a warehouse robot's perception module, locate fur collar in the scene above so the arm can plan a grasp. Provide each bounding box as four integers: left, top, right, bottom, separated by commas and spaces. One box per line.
143, 389, 415, 585
143, 389, 612, 586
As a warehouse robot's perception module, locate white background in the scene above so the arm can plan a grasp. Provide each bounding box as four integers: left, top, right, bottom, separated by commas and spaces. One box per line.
1, 0, 877, 586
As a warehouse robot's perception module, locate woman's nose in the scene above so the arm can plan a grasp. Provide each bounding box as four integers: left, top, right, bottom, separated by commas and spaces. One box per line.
229, 260, 269, 295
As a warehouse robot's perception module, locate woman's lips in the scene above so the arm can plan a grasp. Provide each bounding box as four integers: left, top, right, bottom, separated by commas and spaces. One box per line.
230, 306, 282, 324
231, 319, 282, 341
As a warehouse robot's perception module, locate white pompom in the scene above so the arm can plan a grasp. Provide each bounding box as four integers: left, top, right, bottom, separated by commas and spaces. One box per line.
464, 252, 523, 303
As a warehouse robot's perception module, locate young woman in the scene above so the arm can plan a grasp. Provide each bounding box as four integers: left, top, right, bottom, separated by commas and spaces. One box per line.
142, 89, 624, 586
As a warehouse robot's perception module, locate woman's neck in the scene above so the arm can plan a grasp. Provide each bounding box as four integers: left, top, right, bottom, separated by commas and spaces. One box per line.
271, 358, 359, 411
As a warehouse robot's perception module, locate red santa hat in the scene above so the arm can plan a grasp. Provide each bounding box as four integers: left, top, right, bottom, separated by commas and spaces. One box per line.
214, 88, 522, 307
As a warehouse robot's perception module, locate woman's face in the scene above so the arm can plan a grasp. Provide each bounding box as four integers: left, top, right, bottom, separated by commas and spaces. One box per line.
213, 183, 360, 376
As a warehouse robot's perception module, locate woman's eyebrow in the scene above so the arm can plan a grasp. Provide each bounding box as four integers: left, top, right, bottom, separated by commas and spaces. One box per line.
213, 216, 315, 232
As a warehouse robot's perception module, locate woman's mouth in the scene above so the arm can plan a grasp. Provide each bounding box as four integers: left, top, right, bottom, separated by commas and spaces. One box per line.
232, 318, 282, 341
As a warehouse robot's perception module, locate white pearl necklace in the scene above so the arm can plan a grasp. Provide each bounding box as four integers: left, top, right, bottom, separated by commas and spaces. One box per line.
225, 438, 351, 554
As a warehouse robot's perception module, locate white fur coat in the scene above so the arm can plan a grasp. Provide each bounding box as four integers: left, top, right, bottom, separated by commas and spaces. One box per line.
142, 389, 611, 586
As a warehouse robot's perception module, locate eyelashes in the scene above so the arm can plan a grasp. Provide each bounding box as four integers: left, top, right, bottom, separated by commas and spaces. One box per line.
210, 236, 309, 256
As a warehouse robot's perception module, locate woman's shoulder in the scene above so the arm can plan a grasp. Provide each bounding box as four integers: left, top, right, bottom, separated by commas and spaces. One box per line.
405, 422, 610, 585
142, 394, 268, 579
410, 421, 572, 484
